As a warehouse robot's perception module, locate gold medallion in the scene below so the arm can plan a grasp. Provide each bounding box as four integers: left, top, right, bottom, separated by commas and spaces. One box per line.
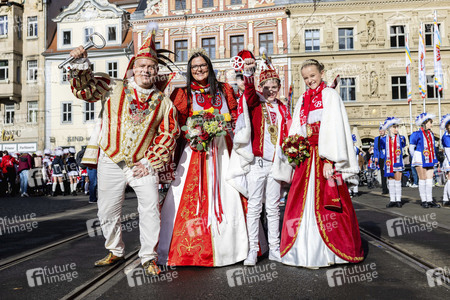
268, 125, 278, 145
306, 124, 313, 137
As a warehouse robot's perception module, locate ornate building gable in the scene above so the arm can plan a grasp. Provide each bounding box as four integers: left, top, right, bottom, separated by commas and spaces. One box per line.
53, 0, 125, 23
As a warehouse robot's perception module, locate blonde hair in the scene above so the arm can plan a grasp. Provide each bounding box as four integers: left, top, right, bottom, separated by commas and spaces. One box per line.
301, 59, 325, 72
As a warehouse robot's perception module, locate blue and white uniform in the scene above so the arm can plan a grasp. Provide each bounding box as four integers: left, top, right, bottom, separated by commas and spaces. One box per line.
380, 134, 406, 177
440, 114, 450, 204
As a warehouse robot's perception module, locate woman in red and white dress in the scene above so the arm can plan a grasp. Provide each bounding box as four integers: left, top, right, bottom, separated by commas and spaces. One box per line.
158, 51, 248, 267
280, 59, 364, 268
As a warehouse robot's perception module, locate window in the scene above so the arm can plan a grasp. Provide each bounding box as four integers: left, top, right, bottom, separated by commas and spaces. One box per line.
28, 16, 37, 37
17, 16, 21, 39
230, 35, 244, 57
202, 38, 216, 59
230, 0, 242, 4
107, 62, 118, 78
62, 102, 72, 124
16, 66, 20, 83
62, 68, 68, 83
391, 76, 407, 100
4, 104, 14, 124
27, 101, 38, 123
390, 25, 405, 48
27, 60, 38, 81
107, 26, 117, 42
0, 60, 8, 80
0, 15, 8, 36
155, 42, 161, 49
340, 78, 356, 101
175, 0, 186, 10
426, 75, 443, 99
84, 102, 95, 122
338, 28, 353, 50
84, 27, 94, 43
174, 40, 188, 62
305, 29, 320, 52
203, 0, 214, 7
259, 32, 273, 55
62, 30, 71, 45
424, 23, 440, 47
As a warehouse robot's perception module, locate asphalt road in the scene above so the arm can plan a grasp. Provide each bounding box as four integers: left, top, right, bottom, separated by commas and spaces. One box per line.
0, 186, 448, 299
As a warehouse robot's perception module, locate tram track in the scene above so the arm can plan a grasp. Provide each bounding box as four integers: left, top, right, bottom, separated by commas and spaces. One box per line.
0, 212, 140, 272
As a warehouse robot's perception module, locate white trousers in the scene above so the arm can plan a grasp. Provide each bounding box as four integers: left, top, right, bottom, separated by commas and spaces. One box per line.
97, 152, 160, 264
246, 157, 281, 251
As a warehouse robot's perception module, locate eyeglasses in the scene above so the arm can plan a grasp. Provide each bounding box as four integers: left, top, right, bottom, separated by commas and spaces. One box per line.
191, 64, 208, 71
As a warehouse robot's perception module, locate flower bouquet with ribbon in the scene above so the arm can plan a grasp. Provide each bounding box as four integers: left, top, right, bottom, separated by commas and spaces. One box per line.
281, 134, 311, 167
181, 108, 231, 151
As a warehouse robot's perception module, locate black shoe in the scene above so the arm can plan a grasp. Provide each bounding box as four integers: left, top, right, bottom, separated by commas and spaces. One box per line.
72, 191, 77, 196
396, 202, 402, 208
386, 202, 397, 208
421, 202, 430, 208
52, 192, 57, 197
443, 201, 450, 206
382, 191, 389, 195
428, 201, 441, 208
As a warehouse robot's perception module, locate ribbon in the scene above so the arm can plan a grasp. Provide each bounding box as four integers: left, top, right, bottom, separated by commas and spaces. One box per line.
421, 128, 435, 164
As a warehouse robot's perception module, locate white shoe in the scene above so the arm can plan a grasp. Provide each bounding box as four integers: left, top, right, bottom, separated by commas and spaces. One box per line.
268, 249, 281, 262
23, 193, 29, 197
410, 184, 418, 188
243, 250, 258, 266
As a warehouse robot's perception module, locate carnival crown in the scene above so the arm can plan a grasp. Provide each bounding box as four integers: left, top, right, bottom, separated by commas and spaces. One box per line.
259, 47, 279, 86
382, 117, 401, 131
188, 48, 208, 60
415, 112, 435, 127
440, 114, 450, 130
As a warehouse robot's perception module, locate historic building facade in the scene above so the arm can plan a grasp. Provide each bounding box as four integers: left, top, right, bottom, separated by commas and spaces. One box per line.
286, 0, 449, 145
129, 0, 290, 98
43, 0, 138, 151
0, 0, 47, 152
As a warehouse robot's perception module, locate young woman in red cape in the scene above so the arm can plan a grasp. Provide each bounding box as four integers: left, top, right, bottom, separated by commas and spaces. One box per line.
280, 59, 364, 268
157, 51, 248, 267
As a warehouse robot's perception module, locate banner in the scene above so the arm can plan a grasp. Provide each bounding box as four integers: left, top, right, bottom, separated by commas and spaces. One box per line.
405, 34, 412, 103
418, 23, 427, 99
433, 10, 443, 92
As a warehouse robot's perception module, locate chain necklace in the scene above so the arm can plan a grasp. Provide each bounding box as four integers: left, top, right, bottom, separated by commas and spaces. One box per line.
261, 102, 278, 145
123, 81, 152, 126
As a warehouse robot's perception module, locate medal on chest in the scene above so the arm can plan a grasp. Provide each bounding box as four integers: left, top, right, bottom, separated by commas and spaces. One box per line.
262, 103, 278, 145
124, 84, 152, 126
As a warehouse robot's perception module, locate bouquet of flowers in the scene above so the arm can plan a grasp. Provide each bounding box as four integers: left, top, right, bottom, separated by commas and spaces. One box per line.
281, 134, 311, 166
181, 108, 231, 151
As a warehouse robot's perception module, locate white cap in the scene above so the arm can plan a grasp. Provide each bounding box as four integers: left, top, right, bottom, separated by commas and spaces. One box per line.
55, 150, 63, 156
63, 149, 69, 154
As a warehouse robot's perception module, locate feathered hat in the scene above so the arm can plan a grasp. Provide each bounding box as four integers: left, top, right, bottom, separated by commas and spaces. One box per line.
124, 22, 175, 91
440, 114, 450, 130
352, 134, 357, 143
258, 47, 279, 86
382, 117, 401, 130
415, 112, 435, 127
379, 122, 384, 131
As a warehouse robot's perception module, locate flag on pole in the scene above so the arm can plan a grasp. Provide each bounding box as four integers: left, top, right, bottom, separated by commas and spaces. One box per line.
433, 10, 443, 92
405, 34, 412, 103
418, 23, 427, 99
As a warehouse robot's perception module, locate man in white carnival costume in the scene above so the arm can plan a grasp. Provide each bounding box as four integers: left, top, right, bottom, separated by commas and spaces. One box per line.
68, 24, 179, 275
227, 50, 292, 266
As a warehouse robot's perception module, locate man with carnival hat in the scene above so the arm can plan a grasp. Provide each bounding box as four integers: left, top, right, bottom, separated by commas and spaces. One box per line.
228, 49, 292, 266
68, 23, 179, 275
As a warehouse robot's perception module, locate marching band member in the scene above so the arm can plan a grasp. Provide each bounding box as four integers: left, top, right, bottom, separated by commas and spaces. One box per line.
66, 148, 79, 196
410, 113, 440, 208
158, 49, 249, 267
280, 59, 363, 268
440, 114, 450, 206
380, 117, 406, 208
68, 23, 179, 275
349, 134, 360, 197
